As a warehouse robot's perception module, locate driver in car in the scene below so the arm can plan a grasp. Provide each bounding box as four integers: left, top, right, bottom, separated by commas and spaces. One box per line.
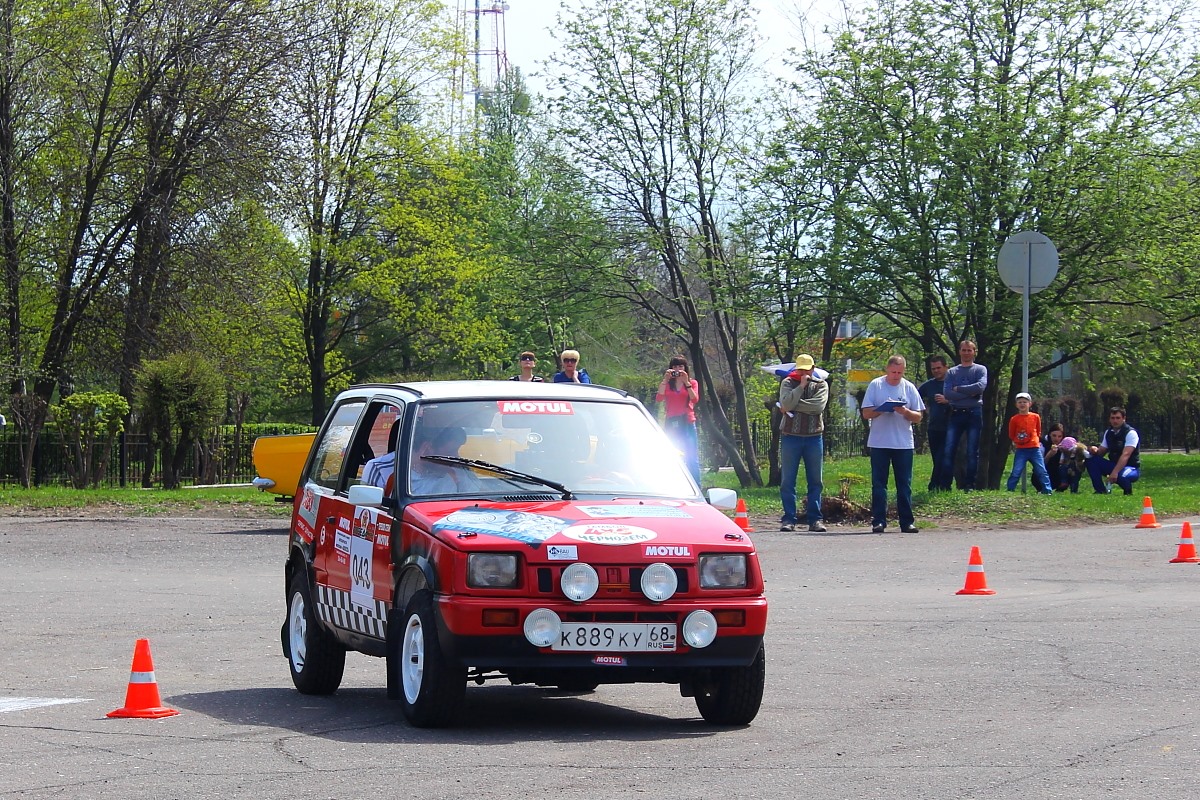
410, 426, 479, 495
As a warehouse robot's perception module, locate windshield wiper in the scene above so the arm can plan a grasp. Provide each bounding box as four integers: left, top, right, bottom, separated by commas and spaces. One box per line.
421, 455, 575, 500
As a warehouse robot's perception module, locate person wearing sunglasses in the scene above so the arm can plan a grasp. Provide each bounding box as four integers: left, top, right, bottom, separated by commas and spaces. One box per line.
553, 349, 591, 384
509, 351, 544, 382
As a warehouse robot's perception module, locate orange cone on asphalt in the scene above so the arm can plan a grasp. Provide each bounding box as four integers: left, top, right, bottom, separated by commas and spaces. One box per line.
1134, 496, 1162, 529
956, 546, 996, 596
107, 639, 180, 719
733, 498, 754, 532
1169, 521, 1200, 564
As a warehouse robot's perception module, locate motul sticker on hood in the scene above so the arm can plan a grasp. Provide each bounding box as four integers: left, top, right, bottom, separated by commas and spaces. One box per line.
432, 508, 570, 548
562, 523, 657, 545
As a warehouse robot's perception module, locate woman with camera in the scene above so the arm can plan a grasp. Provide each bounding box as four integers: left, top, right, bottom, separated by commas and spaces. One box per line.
655, 355, 701, 485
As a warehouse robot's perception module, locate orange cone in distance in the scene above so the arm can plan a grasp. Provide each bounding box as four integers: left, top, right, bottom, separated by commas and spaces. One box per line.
956, 546, 996, 596
1134, 496, 1161, 529
1169, 521, 1200, 564
107, 639, 180, 719
733, 498, 754, 532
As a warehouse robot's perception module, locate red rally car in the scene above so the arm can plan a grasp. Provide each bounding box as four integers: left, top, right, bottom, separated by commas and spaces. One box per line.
277, 381, 768, 727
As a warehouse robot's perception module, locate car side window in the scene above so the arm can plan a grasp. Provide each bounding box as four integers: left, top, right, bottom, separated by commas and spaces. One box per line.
308, 401, 365, 491
347, 401, 403, 491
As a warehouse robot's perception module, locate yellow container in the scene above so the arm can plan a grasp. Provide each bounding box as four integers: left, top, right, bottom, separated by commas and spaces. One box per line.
251, 433, 316, 496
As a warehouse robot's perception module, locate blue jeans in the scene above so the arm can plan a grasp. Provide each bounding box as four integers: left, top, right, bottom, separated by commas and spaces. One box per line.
926, 427, 947, 491
664, 416, 701, 485
1006, 447, 1053, 493
1086, 455, 1140, 494
780, 434, 823, 525
870, 447, 914, 529
941, 408, 982, 490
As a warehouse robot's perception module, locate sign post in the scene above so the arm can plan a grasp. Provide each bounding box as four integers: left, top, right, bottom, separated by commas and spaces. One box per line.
997, 231, 1060, 394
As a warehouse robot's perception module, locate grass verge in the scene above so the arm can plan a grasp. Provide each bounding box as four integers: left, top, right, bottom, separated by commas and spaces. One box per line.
0, 453, 1196, 527
708, 452, 1200, 528
0, 484, 292, 517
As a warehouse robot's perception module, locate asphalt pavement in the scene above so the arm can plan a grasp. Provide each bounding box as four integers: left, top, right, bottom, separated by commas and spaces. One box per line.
1, 513, 1198, 799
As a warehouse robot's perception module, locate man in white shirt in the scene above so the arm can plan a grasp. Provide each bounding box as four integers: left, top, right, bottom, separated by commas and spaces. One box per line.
1085, 406, 1141, 494
861, 355, 926, 533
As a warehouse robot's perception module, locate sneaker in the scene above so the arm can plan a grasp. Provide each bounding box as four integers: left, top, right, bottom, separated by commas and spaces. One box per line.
779, 522, 795, 532
871, 523, 885, 533
808, 522, 827, 533
1123, 488, 1133, 495
900, 525, 920, 533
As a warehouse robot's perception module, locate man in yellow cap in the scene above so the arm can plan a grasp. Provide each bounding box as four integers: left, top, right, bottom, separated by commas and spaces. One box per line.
777, 354, 829, 532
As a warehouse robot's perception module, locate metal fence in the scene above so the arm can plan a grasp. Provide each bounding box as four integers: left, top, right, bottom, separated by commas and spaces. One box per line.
0, 426, 310, 488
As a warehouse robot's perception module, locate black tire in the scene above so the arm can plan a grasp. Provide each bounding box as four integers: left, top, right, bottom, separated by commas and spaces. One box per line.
694, 644, 766, 725
395, 590, 466, 727
284, 571, 346, 694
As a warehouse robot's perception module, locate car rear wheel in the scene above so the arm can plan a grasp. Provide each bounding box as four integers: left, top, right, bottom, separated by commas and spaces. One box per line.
694, 644, 765, 725
396, 590, 466, 727
285, 571, 345, 694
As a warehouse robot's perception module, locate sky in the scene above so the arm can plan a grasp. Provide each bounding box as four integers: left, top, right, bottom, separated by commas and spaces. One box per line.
467, 0, 855, 96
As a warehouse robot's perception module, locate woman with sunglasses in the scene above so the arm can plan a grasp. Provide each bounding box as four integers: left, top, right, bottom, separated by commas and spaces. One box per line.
553, 349, 591, 384
509, 351, 544, 382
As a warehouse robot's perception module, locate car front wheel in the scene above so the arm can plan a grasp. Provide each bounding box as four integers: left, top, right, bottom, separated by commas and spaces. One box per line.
396, 590, 466, 727
694, 644, 765, 725
285, 571, 346, 694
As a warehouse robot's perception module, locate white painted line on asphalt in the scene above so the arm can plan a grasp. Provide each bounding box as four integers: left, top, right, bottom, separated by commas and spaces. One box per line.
0, 697, 90, 714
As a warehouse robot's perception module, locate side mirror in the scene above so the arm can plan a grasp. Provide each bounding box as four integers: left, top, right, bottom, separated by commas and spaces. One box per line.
707, 487, 737, 510
348, 483, 385, 507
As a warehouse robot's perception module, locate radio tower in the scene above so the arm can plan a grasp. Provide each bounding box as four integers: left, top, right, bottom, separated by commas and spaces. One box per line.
466, 0, 510, 113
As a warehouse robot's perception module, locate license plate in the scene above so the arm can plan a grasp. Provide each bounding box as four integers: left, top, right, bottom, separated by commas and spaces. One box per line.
552, 623, 677, 652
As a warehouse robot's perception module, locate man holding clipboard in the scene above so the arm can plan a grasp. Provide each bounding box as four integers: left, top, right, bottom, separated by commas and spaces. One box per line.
861, 355, 926, 533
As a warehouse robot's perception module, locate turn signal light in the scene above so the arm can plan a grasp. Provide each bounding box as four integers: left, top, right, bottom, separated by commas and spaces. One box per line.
712, 609, 745, 627
482, 609, 519, 627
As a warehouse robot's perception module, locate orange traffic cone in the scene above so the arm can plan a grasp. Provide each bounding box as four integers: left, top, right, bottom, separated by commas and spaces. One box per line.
956, 546, 996, 596
107, 639, 180, 719
1134, 496, 1161, 529
1169, 521, 1200, 564
733, 498, 754, 532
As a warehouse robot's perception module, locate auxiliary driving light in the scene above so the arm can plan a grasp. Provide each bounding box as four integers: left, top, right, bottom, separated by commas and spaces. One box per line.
560, 562, 600, 602
682, 610, 718, 648
523, 608, 562, 648
640, 562, 678, 602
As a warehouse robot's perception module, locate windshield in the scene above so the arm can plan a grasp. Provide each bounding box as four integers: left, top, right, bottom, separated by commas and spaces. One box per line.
406, 398, 697, 498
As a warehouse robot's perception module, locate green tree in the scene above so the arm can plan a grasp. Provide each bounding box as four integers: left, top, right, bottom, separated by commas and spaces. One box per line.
549, 0, 765, 486
136, 353, 223, 489
769, 0, 1200, 487
50, 391, 129, 488
276, 0, 455, 423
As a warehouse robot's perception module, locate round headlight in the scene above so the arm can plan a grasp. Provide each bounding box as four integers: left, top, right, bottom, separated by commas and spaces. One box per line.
682, 610, 718, 648
640, 562, 678, 602
560, 562, 599, 602
523, 608, 561, 648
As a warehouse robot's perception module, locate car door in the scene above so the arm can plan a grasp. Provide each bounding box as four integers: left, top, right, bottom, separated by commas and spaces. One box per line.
311, 398, 403, 641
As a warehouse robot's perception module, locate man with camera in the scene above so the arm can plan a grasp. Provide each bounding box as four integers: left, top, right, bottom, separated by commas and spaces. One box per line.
778, 354, 829, 532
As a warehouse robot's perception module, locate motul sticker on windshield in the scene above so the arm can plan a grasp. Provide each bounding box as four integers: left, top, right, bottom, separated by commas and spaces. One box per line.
562, 524, 657, 545
433, 508, 570, 548
579, 504, 691, 519
497, 400, 574, 415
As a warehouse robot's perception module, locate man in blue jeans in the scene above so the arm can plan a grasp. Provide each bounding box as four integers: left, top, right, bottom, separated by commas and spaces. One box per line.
862, 355, 926, 533
937, 340, 987, 490
1086, 406, 1141, 494
778, 354, 829, 532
